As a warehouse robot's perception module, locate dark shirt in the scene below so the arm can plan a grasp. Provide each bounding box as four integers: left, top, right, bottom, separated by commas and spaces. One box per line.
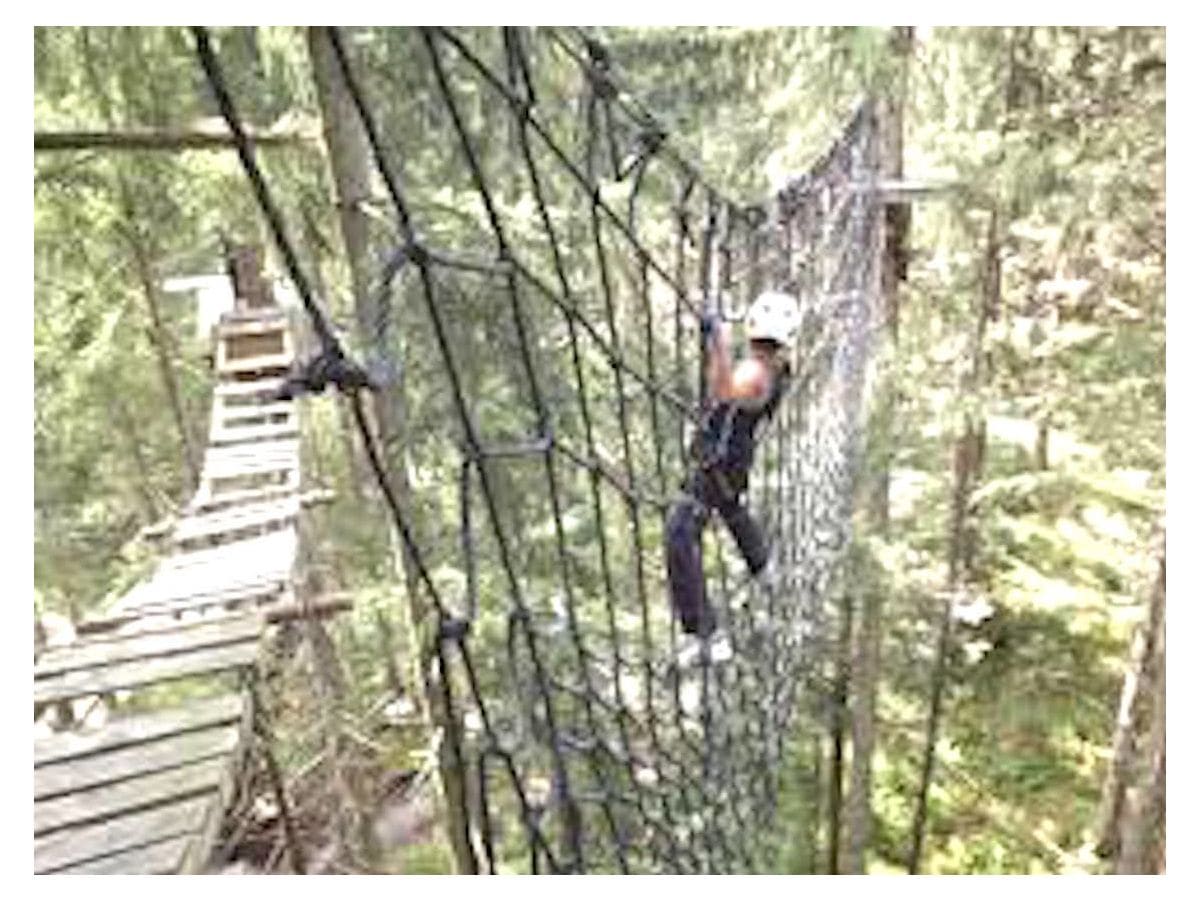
698, 362, 790, 477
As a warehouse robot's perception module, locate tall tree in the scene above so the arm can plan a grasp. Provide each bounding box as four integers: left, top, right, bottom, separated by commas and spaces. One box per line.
844, 27, 913, 875
1097, 531, 1165, 873
826, 585, 854, 872
307, 26, 479, 874
79, 28, 201, 491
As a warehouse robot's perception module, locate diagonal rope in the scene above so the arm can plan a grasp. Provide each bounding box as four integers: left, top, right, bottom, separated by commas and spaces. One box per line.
193, 25, 884, 874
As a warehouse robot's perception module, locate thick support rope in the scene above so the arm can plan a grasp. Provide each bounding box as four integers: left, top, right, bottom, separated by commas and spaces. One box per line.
193, 26, 884, 874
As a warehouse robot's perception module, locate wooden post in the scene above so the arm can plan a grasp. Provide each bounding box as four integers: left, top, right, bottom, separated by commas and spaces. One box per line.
228, 244, 276, 311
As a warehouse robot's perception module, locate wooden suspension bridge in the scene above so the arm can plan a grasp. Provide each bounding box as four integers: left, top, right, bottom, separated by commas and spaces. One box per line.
33, 257, 339, 874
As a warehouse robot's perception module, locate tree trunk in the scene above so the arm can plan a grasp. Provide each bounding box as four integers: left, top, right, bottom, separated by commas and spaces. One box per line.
1116, 588, 1165, 874
1099, 537, 1166, 871
307, 26, 478, 875
1034, 416, 1050, 470
909, 183, 1001, 875
845, 28, 913, 875
307, 27, 407, 501
34, 126, 313, 152
78, 29, 200, 494
808, 727, 824, 873
110, 396, 162, 522
129, 237, 202, 491
1096, 606, 1151, 856
908, 374, 991, 871
826, 587, 854, 873
845, 573, 882, 873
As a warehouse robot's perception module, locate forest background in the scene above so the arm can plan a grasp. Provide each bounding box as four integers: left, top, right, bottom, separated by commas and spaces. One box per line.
32, 25, 1166, 874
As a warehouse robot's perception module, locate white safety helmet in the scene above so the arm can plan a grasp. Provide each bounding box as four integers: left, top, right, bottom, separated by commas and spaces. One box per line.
746, 290, 801, 348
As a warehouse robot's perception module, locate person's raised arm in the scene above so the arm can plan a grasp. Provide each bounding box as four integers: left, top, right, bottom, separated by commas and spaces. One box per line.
705, 320, 734, 400
705, 320, 770, 405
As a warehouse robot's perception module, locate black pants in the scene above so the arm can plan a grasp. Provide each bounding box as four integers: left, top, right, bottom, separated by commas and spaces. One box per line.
666, 467, 769, 637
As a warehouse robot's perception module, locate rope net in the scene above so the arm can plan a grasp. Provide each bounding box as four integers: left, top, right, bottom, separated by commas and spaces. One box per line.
195, 26, 885, 873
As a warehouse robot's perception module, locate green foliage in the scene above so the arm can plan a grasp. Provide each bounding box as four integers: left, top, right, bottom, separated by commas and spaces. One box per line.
841, 25, 1164, 876
383, 840, 456, 874
33, 26, 1163, 874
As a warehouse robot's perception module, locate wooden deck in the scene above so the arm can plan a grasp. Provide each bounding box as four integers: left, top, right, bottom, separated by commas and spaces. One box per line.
34, 305, 315, 874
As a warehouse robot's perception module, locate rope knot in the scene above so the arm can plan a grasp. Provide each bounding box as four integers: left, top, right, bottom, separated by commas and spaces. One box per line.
438, 616, 472, 642
274, 347, 376, 400
405, 240, 430, 267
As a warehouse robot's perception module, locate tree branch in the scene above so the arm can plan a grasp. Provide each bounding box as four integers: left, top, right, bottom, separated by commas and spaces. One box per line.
34, 127, 316, 152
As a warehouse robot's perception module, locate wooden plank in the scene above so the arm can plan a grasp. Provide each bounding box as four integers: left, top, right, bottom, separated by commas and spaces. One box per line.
204, 438, 300, 462
202, 453, 299, 478
220, 398, 295, 417
162, 527, 296, 566
214, 377, 285, 399
139, 555, 292, 601
35, 794, 210, 874
35, 613, 263, 679
213, 411, 297, 432
116, 570, 286, 615
215, 316, 288, 338
181, 686, 256, 873
210, 420, 299, 447
35, 721, 241, 799
203, 472, 298, 502
221, 330, 287, 362
216, 401, 295, 425
203, 461, 298, 482
36, 756, 228, 836
176, 495, 299, 528
203, 448, 299, 470
217, 352, 293, 375
200, 447, 296, 469
188, 483, 299, 513
157, 532, 297, 583
134, 590, 288, 620
173, 497, 299, 546
76, 601, 269, 645
49, 609, 260, 657
89, 604, 264, 640
122, 578, 288, 614
173, 522, 293, 556
202, 473, 298, 500
34, 641, 259, 706
121, 580, 287, 620
191, 480, 294, 512
201, 452, 300, 475
55, 834, 192, 875
35, 693, 244, 767
220, 306, 288, 323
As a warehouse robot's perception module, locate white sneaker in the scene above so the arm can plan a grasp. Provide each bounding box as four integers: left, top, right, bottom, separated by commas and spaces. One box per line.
675, 630, 732, 669
708, 633, 733, 663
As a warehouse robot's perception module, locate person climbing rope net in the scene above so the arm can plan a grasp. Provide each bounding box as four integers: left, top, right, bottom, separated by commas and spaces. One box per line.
667, 290, 801, 664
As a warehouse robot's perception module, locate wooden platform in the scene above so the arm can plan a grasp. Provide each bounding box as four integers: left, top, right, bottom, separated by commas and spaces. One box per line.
33, 615, 259, 873
33, 303, 316, 875
35, 693, 252, 874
